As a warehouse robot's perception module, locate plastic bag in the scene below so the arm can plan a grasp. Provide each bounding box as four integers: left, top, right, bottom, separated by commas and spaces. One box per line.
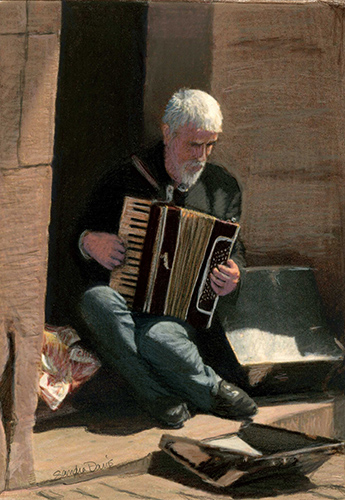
39, 325, 101, 410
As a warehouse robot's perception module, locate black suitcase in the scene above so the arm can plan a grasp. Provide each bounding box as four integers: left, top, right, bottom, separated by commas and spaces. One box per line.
217, 266, 344, 396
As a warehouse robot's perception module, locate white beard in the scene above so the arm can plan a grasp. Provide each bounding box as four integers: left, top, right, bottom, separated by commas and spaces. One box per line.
179, 161, 205, 190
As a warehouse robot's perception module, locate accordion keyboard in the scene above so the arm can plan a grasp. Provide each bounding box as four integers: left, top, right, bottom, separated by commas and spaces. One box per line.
109, 197, 152, 305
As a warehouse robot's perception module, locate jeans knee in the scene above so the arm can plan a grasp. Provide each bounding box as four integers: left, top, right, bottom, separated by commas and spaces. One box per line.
80, 286, 127, 317
138, 320, 209, 379
145, 321, 189, 344
138, 321, 191, 360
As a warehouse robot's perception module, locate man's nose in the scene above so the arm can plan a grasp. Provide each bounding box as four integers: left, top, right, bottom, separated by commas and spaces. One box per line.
197, 145, 207, 162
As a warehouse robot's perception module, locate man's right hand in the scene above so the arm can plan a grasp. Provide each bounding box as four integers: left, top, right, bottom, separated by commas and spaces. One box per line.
82, 231, 126, 270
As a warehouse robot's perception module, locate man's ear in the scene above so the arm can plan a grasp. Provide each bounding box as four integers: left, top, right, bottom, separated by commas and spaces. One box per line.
161, 123, 171, 145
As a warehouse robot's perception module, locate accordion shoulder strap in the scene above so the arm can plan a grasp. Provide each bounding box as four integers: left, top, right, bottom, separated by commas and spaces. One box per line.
131, 154, 160, 191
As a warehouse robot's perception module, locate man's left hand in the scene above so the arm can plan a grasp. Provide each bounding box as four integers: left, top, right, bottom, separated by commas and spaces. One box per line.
210, 259, 240, 296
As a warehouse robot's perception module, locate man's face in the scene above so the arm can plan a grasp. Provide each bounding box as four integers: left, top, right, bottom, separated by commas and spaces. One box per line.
163, 123, 218, 189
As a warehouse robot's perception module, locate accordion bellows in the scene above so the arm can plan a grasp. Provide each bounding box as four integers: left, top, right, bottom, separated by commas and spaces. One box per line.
110, 197, 240, 329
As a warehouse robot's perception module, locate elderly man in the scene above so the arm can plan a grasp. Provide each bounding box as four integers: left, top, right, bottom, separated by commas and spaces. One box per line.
76, 89, 257, 428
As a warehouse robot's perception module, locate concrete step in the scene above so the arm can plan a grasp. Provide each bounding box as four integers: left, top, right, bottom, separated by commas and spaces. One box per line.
2, 455, 345, 500
2, 394, 344, 499
31, 393, 345, 487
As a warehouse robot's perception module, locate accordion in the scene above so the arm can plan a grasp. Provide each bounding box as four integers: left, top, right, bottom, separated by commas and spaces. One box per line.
110, 197, 240, 329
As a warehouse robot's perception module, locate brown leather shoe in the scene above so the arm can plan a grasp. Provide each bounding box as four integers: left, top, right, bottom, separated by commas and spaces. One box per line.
210, 380, 258, 420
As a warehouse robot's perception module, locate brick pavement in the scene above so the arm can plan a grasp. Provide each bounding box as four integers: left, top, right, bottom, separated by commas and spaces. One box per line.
1, 454, 344, 500
1, 395, 345, 500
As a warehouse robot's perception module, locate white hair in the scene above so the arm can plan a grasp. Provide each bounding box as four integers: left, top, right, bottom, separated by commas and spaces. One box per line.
162, 89, 223, 134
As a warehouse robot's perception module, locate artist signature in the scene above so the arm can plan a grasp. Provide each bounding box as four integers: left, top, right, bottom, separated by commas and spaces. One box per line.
53, 457, 114, 479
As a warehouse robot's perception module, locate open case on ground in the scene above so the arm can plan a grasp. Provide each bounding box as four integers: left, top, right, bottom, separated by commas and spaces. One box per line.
159, 423, 345, 488
217, 266, 344, 395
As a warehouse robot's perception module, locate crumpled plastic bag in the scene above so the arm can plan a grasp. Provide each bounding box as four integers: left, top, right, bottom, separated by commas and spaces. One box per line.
39, 325, 101, 411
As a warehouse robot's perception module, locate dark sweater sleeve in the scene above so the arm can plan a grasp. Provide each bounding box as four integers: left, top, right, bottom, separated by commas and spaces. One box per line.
70, 166, 128, 287
225, 186, 246, 270
217, 170, 246, 270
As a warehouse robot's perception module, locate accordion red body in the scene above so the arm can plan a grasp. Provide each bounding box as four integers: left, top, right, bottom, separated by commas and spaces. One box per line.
110, 197, 240, 329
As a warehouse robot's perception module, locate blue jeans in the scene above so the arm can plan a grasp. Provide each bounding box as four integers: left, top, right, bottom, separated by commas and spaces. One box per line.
79, 286, 220, 411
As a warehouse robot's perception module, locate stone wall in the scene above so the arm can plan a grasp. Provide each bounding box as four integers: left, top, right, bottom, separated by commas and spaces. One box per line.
0, 0, 60, 490
210, 2, 345, 328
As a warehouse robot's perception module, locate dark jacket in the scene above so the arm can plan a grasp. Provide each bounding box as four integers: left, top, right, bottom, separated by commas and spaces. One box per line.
75, 141, 245, 289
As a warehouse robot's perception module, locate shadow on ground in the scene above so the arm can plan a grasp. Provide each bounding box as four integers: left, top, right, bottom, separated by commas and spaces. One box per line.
35, 368, 157, 435
148, 451, 314, 498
